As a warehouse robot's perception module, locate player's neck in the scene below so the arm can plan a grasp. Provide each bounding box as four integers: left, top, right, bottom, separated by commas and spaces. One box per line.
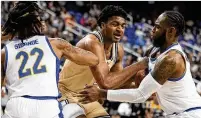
104, 42, 113, 52
100, 31, 114, 51
160, 41, 178, 53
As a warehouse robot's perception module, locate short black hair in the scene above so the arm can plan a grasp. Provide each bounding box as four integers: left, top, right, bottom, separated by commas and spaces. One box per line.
163, 11, 185, 36
97, 5, 128, 27
2, 1, 44, 42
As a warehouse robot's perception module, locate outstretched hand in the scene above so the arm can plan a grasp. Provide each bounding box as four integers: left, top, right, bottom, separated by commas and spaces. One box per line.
138, 56, 149, 69
76, 84, 105, 104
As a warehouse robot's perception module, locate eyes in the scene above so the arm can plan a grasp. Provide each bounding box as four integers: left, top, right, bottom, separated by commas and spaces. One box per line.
110, 21, 126, 29
154, 24, 161, 29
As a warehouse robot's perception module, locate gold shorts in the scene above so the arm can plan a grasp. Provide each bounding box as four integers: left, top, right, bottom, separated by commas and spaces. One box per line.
64, 96, 110, 118
79, 101, 110, 118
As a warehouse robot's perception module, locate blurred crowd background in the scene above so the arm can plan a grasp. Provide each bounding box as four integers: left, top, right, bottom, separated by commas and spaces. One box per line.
1, 1, 201, 118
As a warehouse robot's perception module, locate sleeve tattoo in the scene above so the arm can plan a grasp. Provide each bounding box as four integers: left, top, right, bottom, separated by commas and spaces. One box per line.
58, 38, 92, 55
151, 55, 176, 85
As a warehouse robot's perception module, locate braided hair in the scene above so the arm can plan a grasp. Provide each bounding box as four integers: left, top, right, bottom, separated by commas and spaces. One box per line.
2, 1, 44, 42
163, 11, 185, 36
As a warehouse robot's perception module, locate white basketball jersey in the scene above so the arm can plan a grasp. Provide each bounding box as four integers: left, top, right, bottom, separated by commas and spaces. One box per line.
148, 43, 201, 115
5, 35, 60, 98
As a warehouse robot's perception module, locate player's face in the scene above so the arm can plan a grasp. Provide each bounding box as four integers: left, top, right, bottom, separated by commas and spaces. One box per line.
103, 16, 126, 42
151, 14, 167, 47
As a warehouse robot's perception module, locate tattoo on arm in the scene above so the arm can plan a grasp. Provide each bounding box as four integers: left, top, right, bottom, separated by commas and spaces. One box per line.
58, 38, 92, 55
57, 38, 98, 66
151, 55, 176, 85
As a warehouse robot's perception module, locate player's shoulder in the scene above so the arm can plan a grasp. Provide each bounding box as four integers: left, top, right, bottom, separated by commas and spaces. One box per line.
79, 33, 102, 50
82, 33, 101, 44
162, 50, 184, 66
166, 49, 184, 60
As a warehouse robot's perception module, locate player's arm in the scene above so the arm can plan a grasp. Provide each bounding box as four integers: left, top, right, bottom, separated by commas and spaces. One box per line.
151, 53, 178, 84
105, 53, 179, 103
52, 38, 99, 66
121, 45, 156, 89
78, 51, 182, 104
1, 49, 6, 87
1, 33, 12, 41
110, 44, 136, 89
105, 52, 179, 102
111, 45, 154, 89
85, 35, 148, 89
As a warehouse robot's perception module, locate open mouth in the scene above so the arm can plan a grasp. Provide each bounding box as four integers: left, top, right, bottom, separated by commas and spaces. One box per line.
114, 34, 121, 39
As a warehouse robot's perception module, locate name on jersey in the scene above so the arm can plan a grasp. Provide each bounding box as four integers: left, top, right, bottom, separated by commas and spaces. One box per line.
15, 40, 39, 49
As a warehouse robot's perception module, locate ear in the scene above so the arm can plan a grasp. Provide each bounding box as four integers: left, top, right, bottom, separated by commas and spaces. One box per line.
168, 27, 177, 37
101, 22, 105, 29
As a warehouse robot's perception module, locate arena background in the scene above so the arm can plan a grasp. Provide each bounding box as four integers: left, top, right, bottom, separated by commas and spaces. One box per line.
1, 1, 201, 118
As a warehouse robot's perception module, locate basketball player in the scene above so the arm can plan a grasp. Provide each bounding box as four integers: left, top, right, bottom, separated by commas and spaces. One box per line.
78, 11, 201, 118
1, 2, 99, 118
59, 5, 148, 118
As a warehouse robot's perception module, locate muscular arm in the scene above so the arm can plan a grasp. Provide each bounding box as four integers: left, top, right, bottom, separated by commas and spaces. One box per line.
114, 45, 154, 89
78, 50, 186, 104
51, 38, 99, 66
151, 54, 177, 84
123, 45, 158, 89
1, 49, 5, 87
85, 35, 148, 89
106, 51, 183, 102
1, 33, 12, 41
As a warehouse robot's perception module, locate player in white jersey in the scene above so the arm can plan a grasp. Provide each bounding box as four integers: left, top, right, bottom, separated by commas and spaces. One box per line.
1, 2, 98, 118
77, 11, 201, 118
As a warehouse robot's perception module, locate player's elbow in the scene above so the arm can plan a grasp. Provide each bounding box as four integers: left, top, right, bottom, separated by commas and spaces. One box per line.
96, 76, 117, 89
100, 81, 116, 89
89, 55, 99, 66
95, 80, 111, 89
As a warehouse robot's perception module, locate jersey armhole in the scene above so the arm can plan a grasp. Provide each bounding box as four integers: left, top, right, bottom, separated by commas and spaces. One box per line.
45, 36, 60, 61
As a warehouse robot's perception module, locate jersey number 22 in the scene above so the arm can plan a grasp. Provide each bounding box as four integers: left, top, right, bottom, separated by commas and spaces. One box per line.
16, 47, 47, 78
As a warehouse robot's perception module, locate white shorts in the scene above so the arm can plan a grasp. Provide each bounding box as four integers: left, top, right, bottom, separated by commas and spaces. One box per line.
61, 100, 85, 118
166, 108, 201, 118
2, 96, 63, 118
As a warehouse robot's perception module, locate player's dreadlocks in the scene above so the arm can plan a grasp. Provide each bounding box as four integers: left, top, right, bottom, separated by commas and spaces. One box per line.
2, 1, 44, 42
163, 11, 185, 36
97, 5, 128, 27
